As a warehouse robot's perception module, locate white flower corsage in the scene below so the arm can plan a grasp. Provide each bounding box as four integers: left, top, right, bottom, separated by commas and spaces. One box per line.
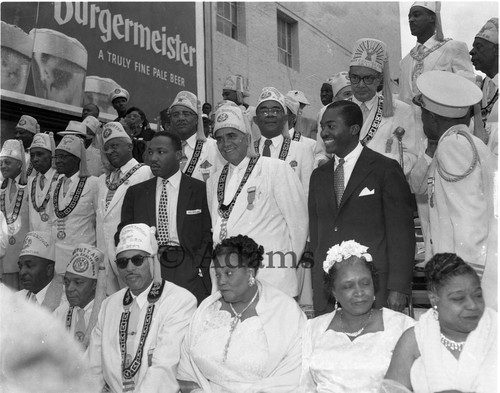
323, 240, 372, 273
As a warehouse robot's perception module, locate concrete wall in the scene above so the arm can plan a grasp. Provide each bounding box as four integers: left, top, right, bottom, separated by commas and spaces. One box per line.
209, 2, 401, 119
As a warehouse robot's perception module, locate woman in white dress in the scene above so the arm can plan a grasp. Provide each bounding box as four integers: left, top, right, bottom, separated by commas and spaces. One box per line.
381, 253, 497, 393
177, 235, 306, 393
299, 240, 414, 392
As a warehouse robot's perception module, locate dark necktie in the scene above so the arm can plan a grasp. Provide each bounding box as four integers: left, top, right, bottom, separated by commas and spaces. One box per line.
39, 174, 45, 189
157, 179, 169, 245
334, 158, 345, 206
263, 139, 272, 157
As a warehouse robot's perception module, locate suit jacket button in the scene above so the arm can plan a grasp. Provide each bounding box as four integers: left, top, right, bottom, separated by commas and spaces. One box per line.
334, 227, 338, 232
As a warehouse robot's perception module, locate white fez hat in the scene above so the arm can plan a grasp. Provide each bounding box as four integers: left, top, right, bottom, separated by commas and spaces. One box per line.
56, 135, 90, 177
116, 223, 162, 283
30, 132, 56, 154
82, 116, 100, 135
411, 2, 444, 41
109, 87, 129, 103
169, 91, 206, 141
285, 95, 300, 116
102, 121, 131, 144
59, 120, 91, 139
16, 115, 39, 135
223, 74, 250, 97
350, 38, 387, 73
476, 18, 498, 44
286, 90, 310, 106
0, 139, 27, 184
327, 72, 351, 97
256, 87, 287, 112
416, 70, 482, 118
66, 244, 104, 280
19, 231, 55, 261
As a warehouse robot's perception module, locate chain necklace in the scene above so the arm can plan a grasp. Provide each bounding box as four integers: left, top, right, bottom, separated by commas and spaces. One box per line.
340, 308, 373, 338
222, 287, 259, 362
440, 333, 465, 352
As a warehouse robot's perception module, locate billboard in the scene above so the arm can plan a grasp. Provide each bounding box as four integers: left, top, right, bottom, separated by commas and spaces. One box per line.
1, 2, 199, 122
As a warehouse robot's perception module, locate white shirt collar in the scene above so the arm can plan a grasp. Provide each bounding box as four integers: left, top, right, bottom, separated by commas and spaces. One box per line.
262, 134, 283, 148
158, 169, 182, 188
79, 298, 94, 312
34, 280, 51, 304
130, 281, 154, 309
335, 142, 363, 165
39, 167, 56, 179
119, 158, 139, 175
420, 34, 439, 49
66, 171, 80, 182
229, 156, 250, 172
185, 133, 197, 149
352, 93, 379, 110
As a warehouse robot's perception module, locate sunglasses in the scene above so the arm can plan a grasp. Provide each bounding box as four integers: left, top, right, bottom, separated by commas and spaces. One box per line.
115, 254, 150, 269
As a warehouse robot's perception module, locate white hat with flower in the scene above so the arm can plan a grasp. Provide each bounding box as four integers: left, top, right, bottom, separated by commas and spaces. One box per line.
323, 240, 372, 274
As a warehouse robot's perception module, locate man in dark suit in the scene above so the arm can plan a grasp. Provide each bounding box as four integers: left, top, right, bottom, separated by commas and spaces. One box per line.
119, 131, 212, 304
309, 100, 415, 315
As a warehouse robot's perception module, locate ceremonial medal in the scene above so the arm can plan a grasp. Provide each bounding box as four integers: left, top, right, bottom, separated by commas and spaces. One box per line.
9, 237, 15, 245
75, 331, 85, 342
247, 186, 256, 210
57, 230, 66, 240
41, 213, 49, 222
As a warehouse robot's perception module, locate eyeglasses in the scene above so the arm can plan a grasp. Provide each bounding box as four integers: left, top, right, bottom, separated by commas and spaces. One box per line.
115, 254, 150, 269
257, 108, 284, 117
348, 74, 380, 85
170, 111, 196, 119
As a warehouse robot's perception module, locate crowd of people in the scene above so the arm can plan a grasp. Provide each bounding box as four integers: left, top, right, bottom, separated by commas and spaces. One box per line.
0, 3, 497, 392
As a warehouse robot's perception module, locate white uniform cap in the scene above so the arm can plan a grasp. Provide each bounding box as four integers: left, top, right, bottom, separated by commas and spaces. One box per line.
285, 95, 300, 115
19, 231, 55, 261
0, 139, 24, 161
16, 115, 39, 134
286, 90, 310, 106
476, 18, 498, 44
65, 244, 104, 280
59, 120, 90, 139
256, 87, 287, 113
223, 74, 250, 97
411, 1, 438, 13
327, 72, 351, 97
82, 116, 100, 134
102, 122, 131, 144
56, 135, 84, 158
214, 102, 250, 135
169, 90, 198, 114
416, 70, 482, 118
30, 132, 56, 155
350, 38, 387, 73
109, 87, 129, 103
116, 223, 157, 256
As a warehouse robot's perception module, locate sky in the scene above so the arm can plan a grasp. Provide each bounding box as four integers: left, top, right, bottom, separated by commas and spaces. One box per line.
399, 1, 499, 55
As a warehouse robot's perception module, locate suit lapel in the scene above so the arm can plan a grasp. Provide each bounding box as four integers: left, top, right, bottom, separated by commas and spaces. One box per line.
144, 178, 157, 225
339, 148, 374, 209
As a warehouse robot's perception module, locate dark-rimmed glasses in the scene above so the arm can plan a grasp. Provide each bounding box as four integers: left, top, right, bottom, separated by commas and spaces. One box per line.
115, 254, 150, 269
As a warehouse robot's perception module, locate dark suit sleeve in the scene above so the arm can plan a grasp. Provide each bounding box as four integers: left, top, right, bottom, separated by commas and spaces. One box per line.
308, 169, 319, 259
115, 185, 136, 245
382, 160, 415, 295
197, 182, 213, 291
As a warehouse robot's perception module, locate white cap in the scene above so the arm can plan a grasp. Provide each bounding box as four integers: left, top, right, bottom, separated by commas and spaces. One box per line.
416, 70, 483, 118
102, 122, 131, 144
16, 115, 39, 134
56, 135, 85, 158
81, 116, 100, 135
109, 87, 129, 103
350, 38, 387, 73
0, 139, 24, 161
59, 121, 91, 139
327, 72, 351, 97
65, 244, 104, 280
214, 102, 251, 135
223, 74, 250, 97
285, 95, 300, 115
30, 132, 56, 154
476, 18, 498, 44
286, 90, 310, 106
19, 231, 55, 261
256, 87, 287, 112
169, 90, 198, 114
